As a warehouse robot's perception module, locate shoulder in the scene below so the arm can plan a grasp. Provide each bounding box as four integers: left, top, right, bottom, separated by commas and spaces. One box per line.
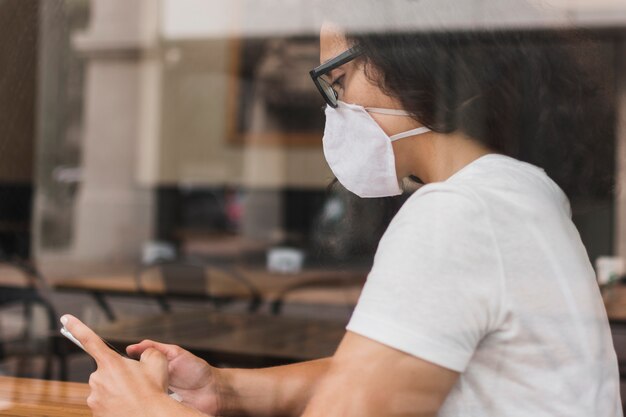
372, 182, 498, 276
385, 182, 487, 237
406, 182, 484, 211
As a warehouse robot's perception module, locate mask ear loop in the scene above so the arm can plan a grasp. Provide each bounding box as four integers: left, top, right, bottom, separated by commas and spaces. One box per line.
389, 127, 431, 142
365, 107, 411, 116
365, 108, 431, 141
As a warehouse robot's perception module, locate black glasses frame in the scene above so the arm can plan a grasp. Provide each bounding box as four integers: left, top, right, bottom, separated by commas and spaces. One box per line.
309, 46, 364, 108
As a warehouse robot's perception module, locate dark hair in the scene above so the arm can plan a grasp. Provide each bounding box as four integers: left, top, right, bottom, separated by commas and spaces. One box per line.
344, 29, 616, 198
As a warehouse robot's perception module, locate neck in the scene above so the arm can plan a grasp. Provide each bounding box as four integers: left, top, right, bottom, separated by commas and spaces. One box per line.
394, 130, 494, 184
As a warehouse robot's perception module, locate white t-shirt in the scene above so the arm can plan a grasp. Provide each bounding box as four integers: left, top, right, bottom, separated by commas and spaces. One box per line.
347, 153, 622, 417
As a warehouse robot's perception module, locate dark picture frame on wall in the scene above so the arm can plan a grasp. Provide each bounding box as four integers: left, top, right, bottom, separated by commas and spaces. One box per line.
226, 36, 326, 147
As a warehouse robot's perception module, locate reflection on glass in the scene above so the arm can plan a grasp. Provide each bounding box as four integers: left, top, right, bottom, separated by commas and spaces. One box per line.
0, 4, 624, 413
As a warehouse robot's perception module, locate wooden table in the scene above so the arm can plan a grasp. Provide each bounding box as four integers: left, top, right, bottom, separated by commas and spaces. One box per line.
94, 310, 347, 367
603, 285, 626, 322
600, 285, 626, 378
52, 265, 367, 320
180, 233, 276, 259
0, 265, 33, 286
0, 376, 90, 416
53, 266, 365, 300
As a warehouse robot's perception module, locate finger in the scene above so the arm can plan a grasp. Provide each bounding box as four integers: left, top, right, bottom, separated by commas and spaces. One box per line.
140, 348, 169, 389
127, 340, 182, 361
61, 315, 116, 364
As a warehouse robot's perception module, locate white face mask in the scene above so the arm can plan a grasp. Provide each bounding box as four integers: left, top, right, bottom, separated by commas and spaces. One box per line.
322, 100, 431, 198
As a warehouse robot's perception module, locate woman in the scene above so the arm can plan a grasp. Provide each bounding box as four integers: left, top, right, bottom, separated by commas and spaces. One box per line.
62, 19, 621, 417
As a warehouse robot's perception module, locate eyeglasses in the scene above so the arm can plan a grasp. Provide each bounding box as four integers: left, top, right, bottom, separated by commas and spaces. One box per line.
309, 46, 364, 108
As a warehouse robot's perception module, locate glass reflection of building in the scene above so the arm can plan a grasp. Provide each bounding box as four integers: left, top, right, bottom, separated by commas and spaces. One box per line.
0, 0, 622, 276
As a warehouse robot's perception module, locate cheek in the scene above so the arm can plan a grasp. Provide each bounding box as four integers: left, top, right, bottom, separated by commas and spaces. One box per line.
342, 70, 379, 105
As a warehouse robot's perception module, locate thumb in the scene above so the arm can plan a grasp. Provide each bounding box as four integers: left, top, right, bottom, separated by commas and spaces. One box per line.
140, 347, 169, 390
127, 340, 182, 361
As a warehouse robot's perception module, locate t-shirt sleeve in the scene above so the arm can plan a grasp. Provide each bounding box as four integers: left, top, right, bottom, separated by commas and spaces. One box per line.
346, 186, 504, 373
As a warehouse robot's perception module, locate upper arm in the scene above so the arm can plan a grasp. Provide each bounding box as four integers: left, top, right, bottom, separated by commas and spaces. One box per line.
302, 331, 459, 417
346, 188, 503, 372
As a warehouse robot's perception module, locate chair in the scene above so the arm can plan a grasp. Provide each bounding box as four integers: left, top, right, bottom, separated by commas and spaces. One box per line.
0, 259, 58, 379
134, 259, 262, 314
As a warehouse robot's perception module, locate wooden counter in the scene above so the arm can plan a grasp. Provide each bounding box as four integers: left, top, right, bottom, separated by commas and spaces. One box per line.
0, 376, 90, 416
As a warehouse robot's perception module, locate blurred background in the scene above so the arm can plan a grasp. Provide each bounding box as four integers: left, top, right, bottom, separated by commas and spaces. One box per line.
0, 0, 625, 403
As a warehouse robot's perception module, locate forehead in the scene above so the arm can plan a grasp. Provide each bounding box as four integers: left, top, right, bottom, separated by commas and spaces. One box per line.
319, 22, 349, 64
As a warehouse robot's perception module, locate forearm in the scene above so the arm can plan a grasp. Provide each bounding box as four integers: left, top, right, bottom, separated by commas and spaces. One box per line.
218, 358, 331, 417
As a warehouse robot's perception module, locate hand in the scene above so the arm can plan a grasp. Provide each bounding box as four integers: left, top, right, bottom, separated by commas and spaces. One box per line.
127, 339, 224, 416
61, 315, 175, 417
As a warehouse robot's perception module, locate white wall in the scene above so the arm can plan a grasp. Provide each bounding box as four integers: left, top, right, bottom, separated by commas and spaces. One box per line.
161, 0, 626, 40
149, 39, 333, 189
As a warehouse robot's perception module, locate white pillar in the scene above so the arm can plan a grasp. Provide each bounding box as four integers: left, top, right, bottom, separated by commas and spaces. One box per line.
615, 39, 626, 259
59, 0, 160, 266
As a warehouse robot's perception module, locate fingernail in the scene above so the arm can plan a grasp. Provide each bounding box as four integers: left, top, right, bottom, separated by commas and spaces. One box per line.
60, 315, 68, 326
